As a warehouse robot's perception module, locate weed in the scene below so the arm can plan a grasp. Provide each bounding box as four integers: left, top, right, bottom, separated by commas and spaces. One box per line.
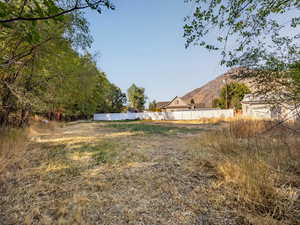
191, 120, 300, 225
1, 120, 299, 225
0, 128, 28, 175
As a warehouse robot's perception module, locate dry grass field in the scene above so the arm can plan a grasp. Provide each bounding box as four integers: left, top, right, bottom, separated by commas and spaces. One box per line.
0, 119, 299, 225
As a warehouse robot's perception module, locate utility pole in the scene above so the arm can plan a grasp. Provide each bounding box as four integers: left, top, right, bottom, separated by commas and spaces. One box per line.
223, 79, 228, 109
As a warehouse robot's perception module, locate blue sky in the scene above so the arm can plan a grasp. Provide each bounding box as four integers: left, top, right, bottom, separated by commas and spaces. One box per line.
85, 0, 227, 102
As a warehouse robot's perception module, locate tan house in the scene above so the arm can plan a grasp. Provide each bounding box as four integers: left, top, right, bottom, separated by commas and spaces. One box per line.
157, 96, 201, 112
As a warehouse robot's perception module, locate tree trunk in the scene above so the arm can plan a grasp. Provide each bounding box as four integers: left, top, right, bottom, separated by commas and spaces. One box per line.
0, 111, 9, 127
19, 109, 29, 127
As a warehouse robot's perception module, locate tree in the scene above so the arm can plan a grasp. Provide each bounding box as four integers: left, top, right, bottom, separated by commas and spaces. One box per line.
0, 11, 94, 125
0, 9, 124, 126
290, 62, 300, 103
127, 84, 146, 112
149, 100, 157, 112
105, 84, 127, 113
212, 82, 250, 109
184, 0, 300, 66
184, 0, 300, 103
0, 0, 114, 23
0, 0, 115, 72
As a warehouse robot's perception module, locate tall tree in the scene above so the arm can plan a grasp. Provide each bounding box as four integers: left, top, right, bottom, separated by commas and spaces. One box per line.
0, 10, 92, 125
0, 6, 123, 126
107, 84, 127, 113
127, 84, 146, 112
212, 82, 250, 109
97, 83, 127, 113
148, 100, 157, 112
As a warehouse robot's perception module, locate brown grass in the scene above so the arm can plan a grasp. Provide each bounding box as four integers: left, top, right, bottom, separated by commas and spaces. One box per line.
148, 117, 235, 125
190, 120, 300, 225
229, 118, 270, 138
0, 128, 28, 175
0, 119, 299, 225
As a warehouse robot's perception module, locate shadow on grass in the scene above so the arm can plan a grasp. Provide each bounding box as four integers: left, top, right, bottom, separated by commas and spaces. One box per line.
74, 142, 119, 164
105, 123, 203, 135
39, 137, 148, 178
43, 141, 119, 166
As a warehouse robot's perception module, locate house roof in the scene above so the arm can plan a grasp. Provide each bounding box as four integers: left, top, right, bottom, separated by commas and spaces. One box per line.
163, 96, 180, 108
157, 96, 206, 109
164, 105, 191, 109
241, 94, 279, 104
156, 101, 170, 109
163, 96, 191, 108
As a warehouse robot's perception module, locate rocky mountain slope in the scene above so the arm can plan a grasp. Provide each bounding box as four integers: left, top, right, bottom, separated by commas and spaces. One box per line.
182, 68, 250, 107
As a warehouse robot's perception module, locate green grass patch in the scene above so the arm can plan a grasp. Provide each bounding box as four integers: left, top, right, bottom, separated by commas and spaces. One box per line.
74, 142, 118, 165
106, 123, 201, 135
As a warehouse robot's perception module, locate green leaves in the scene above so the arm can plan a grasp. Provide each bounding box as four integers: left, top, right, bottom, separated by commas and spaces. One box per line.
184, 0, 300, 69
0, 0, 115, 25
213, 82, 250, 109
0, 2, 10, 18
127, 84, 146, 112
0, 1, 122, 125
33, 0, 45, 17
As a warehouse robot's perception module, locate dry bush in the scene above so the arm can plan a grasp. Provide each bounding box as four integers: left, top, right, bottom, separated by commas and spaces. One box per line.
0, 128, 28, 175
229, 119, 271, 138
193, 121, 300, 225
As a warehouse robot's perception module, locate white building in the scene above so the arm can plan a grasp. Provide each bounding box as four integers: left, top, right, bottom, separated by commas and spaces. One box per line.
241, 94, 300, 120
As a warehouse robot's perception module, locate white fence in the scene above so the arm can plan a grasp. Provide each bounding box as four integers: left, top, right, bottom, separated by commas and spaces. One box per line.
93, 109, 234, 121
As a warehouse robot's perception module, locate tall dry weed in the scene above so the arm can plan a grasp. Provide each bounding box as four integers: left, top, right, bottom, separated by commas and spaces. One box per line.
194, 119, 300, 224
229, 119, 270, 138
0, 128, 28, 175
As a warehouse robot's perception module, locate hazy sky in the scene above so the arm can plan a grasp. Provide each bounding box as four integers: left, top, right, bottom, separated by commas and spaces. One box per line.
85, 0, 227, 102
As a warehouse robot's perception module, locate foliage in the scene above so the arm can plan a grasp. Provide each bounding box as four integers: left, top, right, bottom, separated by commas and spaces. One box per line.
0, 0, 115, 23
288, 61, 300, 102
106, 84, 127, 113
184, 0, 300, 104
95, 83, 127, 113
0, 2, 124, 126
184, 0, 300, 66
212, 82, 250, 109
148, 100, 157, 111
127, 84, 146, 112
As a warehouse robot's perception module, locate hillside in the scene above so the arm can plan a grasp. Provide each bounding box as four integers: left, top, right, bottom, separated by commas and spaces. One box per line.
182, 68, 250, 107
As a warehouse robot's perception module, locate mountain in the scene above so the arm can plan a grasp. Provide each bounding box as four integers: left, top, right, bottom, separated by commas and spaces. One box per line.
182, 68, 250, 107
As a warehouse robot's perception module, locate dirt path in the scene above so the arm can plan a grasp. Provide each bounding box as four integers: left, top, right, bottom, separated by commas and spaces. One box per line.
0, 122, 235, 225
